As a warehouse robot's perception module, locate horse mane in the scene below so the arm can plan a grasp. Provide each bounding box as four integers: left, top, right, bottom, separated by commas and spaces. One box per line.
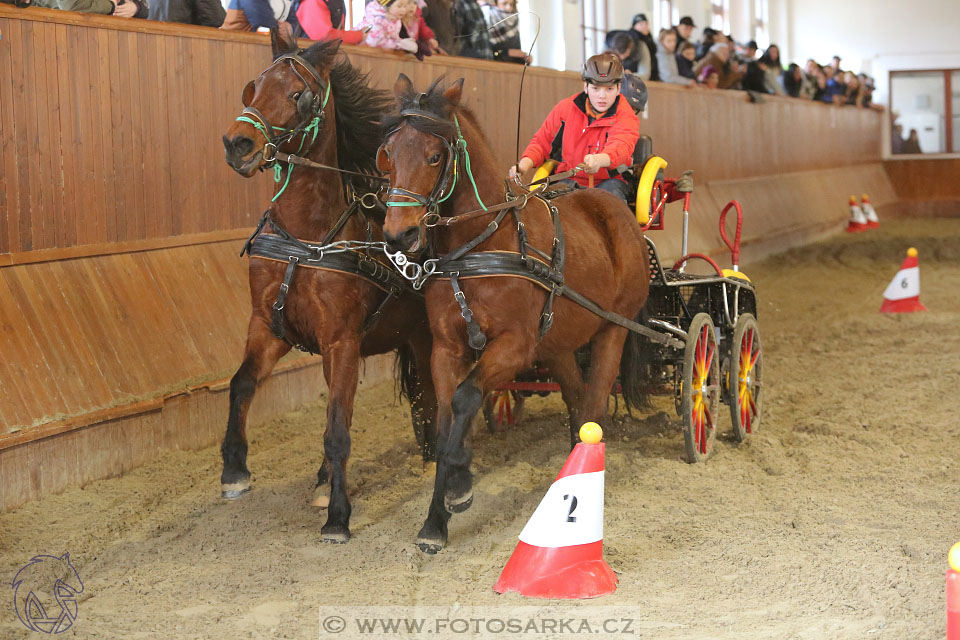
382, 76, 464, 141
299, 41, 394, 195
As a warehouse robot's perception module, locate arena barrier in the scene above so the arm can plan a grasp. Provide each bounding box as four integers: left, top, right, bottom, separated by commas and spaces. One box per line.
0, 5, 894, 510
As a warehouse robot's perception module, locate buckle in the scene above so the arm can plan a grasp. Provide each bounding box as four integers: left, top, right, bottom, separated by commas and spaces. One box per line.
263, 142, 278, 162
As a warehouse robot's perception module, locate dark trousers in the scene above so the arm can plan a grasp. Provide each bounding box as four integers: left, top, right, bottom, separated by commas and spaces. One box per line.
557, 178, 631, 203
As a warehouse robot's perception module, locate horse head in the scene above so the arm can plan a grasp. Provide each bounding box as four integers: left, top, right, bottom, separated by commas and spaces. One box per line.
223, 31, 341, 177
379, 74, 466, 254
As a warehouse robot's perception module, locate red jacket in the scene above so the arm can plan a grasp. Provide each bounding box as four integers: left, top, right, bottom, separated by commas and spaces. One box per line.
522, 92, 639, 187
297, 0, 364, 43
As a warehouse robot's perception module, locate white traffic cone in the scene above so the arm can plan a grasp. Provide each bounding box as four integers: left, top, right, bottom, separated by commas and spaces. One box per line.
861, 194, 879, 228
493, 422, 617, 599
880, 248, 927, 313
845, 195, 867, 233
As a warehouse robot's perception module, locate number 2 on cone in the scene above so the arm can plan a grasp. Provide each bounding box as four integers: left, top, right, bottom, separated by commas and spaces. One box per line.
563, 494, 578, 522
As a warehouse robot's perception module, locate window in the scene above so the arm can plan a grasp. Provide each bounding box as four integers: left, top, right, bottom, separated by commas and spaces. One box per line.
753, 0, 769, 49
347, 0, 365, 29
581, 0, 609, 61
890, 70, 960, 155
711, 0, 729, 33
656, 0, 675, 33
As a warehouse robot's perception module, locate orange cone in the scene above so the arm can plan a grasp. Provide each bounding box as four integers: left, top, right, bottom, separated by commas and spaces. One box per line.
879, 248, 927, 313
845, 195, 867, 232
949, 543, 960, 640
493, 422, 617, 599
861, 194, 879, 228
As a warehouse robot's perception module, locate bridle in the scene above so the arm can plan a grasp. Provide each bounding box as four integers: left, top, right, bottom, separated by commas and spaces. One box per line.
381, 97, 486, 228
235, 53, 332, 201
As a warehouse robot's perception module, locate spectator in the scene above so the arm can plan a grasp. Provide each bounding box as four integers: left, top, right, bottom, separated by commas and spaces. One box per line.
358, 0, 419, 53
630, 13, 659, 81
149, 0, 223, 26
482, 0, 528, 64
452, 0, 493, 59
783, 63, 816, 99
822, 65, 846, 104
656, 29, 693, 86
297, 0, 365, 42
757, 44, 785, 95
693, 43, 744, 89
696, 27, 716, 60
400, 0, 443, 58
33, 0, 143, 16
606, 32, 637, 64
603, 14, 652, 77
698, 65, 720, 89
741, 58, 771, 94
829, 55, 841, 74
891, 123, 904, 154
806, 60, 826, 101
743, 40, 758, 61
902, 128, 922, 154
673, 15, 696, 51
222, 0, 298, 36
423, 0, 458, 55
676, 41, 697, 81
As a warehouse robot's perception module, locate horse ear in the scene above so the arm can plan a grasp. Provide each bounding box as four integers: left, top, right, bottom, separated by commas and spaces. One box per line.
270, 27, 297, 60
443, 78, 464, 107
394, 73, 414, 101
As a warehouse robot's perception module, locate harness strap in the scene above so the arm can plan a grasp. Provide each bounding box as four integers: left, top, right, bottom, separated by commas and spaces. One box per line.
450, 273, 487, 351
271, 257, 300, 342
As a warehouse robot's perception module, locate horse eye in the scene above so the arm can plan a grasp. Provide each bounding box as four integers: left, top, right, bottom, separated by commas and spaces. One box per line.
428, 153, 442, 165
292, 92, 302, 100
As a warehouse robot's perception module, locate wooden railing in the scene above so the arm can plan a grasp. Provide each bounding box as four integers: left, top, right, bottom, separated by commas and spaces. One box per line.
1, 5, 883, 259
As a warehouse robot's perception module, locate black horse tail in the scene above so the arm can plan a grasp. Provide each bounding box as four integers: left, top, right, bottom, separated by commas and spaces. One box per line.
395, 342, 417, 404
619, 308, 654, 413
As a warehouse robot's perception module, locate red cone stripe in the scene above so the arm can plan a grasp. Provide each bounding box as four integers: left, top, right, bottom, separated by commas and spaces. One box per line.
493, 541, 617, 599
554, 442, 605, 481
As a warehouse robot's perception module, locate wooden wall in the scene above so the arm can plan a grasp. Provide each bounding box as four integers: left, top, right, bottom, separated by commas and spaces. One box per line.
884, 159, 960, 217
0, 6, 888, 510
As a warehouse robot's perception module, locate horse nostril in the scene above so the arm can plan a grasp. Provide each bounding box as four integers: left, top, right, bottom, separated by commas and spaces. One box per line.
385, 226, 420, 252
224, 135, 254, 158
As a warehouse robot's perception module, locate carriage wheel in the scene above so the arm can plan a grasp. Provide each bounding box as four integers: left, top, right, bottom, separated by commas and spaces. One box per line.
681, 313, 720, 463
483, 390, 526, 433
728, 314, 762, 442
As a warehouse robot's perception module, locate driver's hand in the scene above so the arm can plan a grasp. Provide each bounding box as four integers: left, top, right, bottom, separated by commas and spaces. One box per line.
675, 169, 694, 193
582, 153, 610, 175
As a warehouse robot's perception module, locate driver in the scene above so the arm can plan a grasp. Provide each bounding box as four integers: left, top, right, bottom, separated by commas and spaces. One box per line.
508, 53, 639, 202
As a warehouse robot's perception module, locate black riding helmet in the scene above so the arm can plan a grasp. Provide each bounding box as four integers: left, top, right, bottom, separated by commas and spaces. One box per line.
619, 73, 648, 113
581, 53, 624, 86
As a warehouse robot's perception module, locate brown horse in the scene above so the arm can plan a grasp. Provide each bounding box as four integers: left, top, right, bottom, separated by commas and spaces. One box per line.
379, 75, 652, 553
221, 35, 436, 542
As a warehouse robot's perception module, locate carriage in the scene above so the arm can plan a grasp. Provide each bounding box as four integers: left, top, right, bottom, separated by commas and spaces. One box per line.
481, 137, 764, 464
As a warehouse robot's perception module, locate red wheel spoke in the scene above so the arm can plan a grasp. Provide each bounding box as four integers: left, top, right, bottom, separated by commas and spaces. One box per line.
705, 342, 717, 373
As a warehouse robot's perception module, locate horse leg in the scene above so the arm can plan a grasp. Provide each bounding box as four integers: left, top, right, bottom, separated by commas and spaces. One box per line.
544, 352, 587, 449
319, 338, 361, 543
582, 324, 631, 424
409, 332, 438, 463
221, 320, 291, 499
415, 345, 470, 554
417, 333, 535, 553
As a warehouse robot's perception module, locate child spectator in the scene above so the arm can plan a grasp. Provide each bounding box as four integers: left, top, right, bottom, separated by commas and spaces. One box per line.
656, 29, 693, 86
676, 41, 697, 81
822, 66, 846, 104
358, 0, 419, 54
297, 0, 366, 43
401, 0, 444, 58
698, 65, 720, 89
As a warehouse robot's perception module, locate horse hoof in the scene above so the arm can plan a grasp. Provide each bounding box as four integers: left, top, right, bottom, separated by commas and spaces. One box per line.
321, 527, 351, 544
416, 538, 444, 554
221, 482, 251, 500
444, 491, 473, 513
